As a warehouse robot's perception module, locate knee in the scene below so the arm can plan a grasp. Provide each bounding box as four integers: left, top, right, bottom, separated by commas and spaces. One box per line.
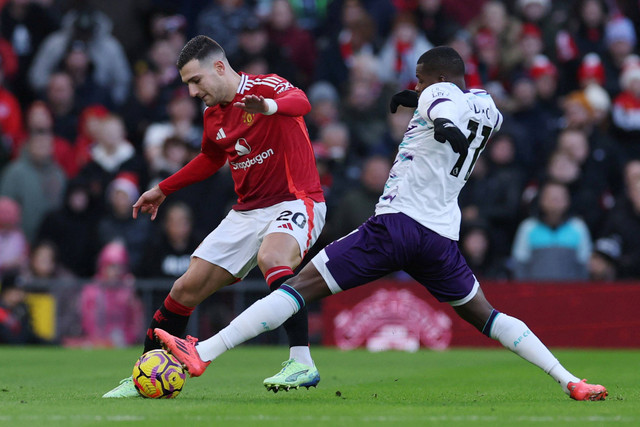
257, 249, 294, 272
170, 275, 200, 306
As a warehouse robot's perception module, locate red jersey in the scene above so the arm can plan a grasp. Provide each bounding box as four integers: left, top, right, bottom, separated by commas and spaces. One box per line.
159, 73, 324, 210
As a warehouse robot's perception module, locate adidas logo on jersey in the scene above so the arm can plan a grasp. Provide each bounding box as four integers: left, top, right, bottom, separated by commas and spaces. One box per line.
216, 128, 226, 140
277, 223, 293, 230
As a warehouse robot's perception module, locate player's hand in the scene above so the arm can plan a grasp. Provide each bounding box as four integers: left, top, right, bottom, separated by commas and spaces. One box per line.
132, 186, 166, 220
234, 94, 267, 114
433, 118, 469, 155
389, 90, 419, 113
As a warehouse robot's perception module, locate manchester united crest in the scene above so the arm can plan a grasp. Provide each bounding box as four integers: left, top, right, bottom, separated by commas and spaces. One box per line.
242, 112, 255, 126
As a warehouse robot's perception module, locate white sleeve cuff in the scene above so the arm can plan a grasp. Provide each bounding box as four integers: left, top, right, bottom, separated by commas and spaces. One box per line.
263, 98, 278, 115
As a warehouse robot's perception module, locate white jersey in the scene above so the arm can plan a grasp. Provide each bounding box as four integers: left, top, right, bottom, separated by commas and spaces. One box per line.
375, 82, 503, 240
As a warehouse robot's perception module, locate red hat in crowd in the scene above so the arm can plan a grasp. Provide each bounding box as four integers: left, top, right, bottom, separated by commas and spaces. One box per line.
98, 241, 129, 268
578, 53, 605, 86
529, 54, 557, 79
96, 240, 130, 279
107, 172, 140, 205
520, 23, 542, 40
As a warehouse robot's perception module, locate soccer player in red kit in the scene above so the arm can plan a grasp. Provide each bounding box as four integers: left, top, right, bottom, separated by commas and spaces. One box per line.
103, 36, 326, 397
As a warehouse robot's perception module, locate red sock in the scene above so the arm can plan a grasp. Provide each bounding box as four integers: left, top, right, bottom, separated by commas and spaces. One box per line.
143, 295, 195, 353
163, 295, 195, 317
265, 266, 295, 290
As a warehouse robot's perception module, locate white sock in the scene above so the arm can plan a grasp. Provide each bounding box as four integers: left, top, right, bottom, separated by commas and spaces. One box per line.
489, 313, 580, 394
290, 346, 314, 367
548, 364, 581, 395
196, 289, 302, 362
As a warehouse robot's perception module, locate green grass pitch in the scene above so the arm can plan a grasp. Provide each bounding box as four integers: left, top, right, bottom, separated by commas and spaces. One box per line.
0, 346, 638, 426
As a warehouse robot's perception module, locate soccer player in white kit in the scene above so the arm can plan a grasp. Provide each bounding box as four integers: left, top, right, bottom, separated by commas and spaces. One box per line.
156, 47, 607, 400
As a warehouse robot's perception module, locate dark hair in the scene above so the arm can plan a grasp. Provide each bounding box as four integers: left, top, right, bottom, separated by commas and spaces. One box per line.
176, 35, 225, 69
418, 46, 465, 77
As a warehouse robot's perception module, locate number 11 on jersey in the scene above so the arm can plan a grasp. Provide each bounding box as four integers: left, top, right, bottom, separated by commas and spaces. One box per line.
449, 119, 493, 180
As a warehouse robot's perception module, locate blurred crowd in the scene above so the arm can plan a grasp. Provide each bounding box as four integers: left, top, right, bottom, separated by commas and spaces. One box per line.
3, 0, 640, 343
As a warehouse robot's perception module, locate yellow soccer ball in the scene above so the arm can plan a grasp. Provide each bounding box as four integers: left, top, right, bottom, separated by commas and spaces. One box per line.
132, 349, 186, 398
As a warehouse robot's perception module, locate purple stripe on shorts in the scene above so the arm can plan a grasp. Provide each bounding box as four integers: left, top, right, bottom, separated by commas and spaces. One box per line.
426, 98, 451, 121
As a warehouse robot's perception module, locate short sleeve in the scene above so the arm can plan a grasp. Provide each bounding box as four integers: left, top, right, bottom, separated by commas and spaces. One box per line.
417, 83, 459, 123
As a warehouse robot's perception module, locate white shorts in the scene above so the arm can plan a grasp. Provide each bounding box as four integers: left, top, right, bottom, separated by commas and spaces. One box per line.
192, 199, 326, 279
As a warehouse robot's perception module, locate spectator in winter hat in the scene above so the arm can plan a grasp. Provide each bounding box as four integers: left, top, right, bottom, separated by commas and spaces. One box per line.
518, 23, 545, 69
618, 54, 640, 92
602, 15, 637, 95
529, 54, 559, 107
78, 240, 143, 347
578, 53, 606, 88
563, 89, 594, 124
97, 172, 151, 272
107, 172, 140, 207
583, 83, 611, 124
604, 15, 636, 52
612, 54, 640, 158
516, 0, 560, 59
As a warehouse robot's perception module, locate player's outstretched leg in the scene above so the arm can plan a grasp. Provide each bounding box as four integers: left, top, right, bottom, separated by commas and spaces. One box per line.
567, 379, 608, 401
102, 376, 140, 398
154, 328, 211, 377
454, 288, 607, 401
483, 310, 608, 400
263, 358, 320, 393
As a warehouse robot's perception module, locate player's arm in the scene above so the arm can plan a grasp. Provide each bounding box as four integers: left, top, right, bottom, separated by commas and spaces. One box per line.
389, 90, 419, 113
158, 151, 226, 196
267, 87, 311, 116
234, 77, 310, 117
133, 150, 225, 220
419, 91, 469, 155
